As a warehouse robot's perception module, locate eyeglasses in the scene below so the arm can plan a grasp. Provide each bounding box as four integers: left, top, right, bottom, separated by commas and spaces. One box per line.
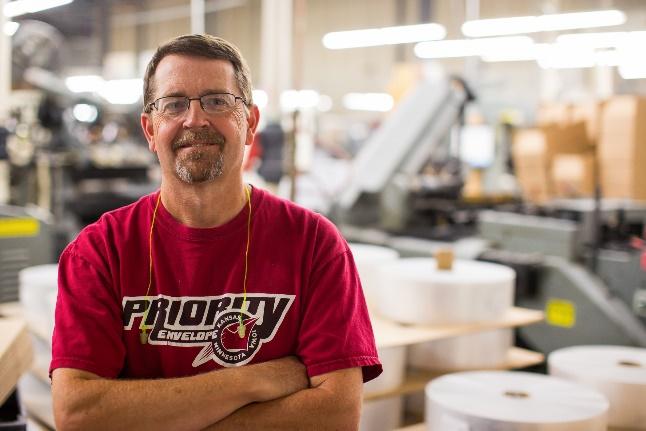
145, 92, 247, 116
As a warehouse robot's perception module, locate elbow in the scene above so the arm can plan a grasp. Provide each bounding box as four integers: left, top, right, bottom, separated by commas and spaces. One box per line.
326, 394, 362, 431
53, 392, 97, 431
54, 406, 87, 431
340, 403, 362, 431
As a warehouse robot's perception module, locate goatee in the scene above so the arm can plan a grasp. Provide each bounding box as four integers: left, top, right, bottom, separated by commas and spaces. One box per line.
172, 129, 225, 184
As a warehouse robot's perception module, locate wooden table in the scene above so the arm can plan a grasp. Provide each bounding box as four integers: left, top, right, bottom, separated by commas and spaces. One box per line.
0, 318, 33, 405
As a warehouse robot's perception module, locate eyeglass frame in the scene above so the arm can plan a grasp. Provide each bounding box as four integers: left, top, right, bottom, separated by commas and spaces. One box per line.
144, 92, 248, 115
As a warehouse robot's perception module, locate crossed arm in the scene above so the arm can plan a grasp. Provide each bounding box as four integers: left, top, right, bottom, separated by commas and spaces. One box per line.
51, 358, 363, 431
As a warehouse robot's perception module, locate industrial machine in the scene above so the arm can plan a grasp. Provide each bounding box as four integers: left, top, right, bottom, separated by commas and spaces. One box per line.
0, 205, 54, 303
333, 71, 478, 239
478, 199, 646, 352
332, 69, 646, 353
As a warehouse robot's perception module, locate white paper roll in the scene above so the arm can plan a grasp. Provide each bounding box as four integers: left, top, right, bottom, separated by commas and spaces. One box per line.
349, 243, 399, 309
409, 329, 512, 371
19, 264, 58, 337
376, 258, 515, 325
549, 345, 646, 429
364, 345, 406, 395
426, 371, 608, 431
359, 396, 402, 431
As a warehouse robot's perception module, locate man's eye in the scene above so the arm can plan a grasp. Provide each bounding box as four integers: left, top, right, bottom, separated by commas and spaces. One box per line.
165, 101, 186, 111
204, 97, 228, 107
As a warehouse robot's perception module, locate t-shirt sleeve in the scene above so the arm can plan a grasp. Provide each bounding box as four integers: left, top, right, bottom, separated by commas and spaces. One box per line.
297, 217, 382, 383
50, 241, 126, 378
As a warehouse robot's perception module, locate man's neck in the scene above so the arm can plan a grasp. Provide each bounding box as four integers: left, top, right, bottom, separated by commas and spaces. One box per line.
160, 176, 248, 228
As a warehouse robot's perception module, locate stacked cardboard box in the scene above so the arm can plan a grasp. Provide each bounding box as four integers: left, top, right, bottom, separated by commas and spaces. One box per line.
571, 101, 605, 147
513, 120, 593, 203
598, 96, 646, 201
552, 153, 596, 198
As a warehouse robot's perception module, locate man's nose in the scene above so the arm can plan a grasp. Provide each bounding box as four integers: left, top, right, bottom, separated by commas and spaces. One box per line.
182, 99, 210, 128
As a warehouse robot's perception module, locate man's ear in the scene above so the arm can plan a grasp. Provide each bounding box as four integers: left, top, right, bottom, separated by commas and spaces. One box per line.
245, 104, 260, 147
141, 112, 156, 152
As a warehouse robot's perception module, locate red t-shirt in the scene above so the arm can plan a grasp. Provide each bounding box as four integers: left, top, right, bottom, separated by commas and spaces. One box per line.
51, 187, 382, 382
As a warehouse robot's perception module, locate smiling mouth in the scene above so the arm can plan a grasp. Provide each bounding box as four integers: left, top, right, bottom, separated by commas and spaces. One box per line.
176, 142, 219, 150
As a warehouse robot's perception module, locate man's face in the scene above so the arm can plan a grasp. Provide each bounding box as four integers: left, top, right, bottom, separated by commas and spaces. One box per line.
141, 54, 258, 185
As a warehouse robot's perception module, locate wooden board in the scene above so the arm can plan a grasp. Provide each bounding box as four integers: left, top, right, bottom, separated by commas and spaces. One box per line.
364, 347, 544, 401
0, 301, 25, 318
0, 302, 52, 347
373, 307, 544, 348
0, 318, 34, 405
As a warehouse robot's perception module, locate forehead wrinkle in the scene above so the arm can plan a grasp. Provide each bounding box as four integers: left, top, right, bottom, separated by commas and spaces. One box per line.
153, 55, 240, 100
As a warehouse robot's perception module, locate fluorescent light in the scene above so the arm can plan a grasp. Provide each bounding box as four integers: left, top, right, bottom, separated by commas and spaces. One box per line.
342, 93, 393, 112
594, 50, 621, 67
280, 90, 320, 111
65, 75, 105, 93
317, 95, 333, 112
462, 9, 625, 37
252, 89, 268, 110
536, 44, 596, 69
98, 79, 143, 105
4, 21, 19, 36
415, 36, 533, 59
462, 16, 537, 37
481, 50, 537, 62
323, 23, 446, 49
619, 62, 646, 79
4, 0, 74, 18
72, 104, 98, 123
537, 10, 626, 32
556, 31, 627, 48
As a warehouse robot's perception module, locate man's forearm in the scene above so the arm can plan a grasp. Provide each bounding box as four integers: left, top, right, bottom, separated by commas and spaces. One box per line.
204, 368, 364, 431
52, 357, 307, 431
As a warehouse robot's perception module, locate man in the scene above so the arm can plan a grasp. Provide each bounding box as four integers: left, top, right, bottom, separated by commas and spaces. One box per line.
50, 34, 381, 430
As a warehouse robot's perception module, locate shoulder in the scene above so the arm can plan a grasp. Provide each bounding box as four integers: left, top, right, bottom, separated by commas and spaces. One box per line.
257, 188, 346, 245
64, 193, 155, 260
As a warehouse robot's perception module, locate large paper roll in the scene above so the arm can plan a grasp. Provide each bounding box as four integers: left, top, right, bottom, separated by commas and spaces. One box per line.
364, 345, 406, 395
426, 371, 608, 430
549, 345, 646, 429
359, 396, 402, 431
376, 258, 515, 325
409, 329, 512, 371
349, 243, 399, 309
19, 264, 58, 337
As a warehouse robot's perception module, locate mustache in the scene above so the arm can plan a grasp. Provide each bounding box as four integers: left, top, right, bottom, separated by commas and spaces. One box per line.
172, 129, 225, 151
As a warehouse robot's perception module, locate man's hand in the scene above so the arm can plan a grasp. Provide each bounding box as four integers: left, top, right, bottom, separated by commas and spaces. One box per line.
52, 356, 308, 431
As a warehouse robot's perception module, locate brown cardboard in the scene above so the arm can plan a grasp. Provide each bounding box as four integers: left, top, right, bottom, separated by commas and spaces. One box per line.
513, 124, 593, 203
541, 122, 591, 154
571, 101, 605, 146
600, 158, 646, 201
512, 129, 553, 203
598, 96, 646, 201
552, 153, 596, 198
536, 102, 572, 127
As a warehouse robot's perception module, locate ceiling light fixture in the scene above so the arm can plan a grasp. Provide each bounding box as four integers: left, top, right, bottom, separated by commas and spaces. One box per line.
3, 21, 19, 36
65, 75, 105, 93
98, 79, 143, 105
4, 0, 74, 18
323, 23, 446, 49
342, 93, 393, 112
462, 9, 625, 38
415, 36, 534, 59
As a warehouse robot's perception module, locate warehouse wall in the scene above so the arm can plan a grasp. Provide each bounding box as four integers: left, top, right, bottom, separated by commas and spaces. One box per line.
80, 0, 646, 122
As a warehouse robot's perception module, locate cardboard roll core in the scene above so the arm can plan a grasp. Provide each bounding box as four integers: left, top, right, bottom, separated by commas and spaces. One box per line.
504, 390, 530, 399
618, 360, 641, 368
